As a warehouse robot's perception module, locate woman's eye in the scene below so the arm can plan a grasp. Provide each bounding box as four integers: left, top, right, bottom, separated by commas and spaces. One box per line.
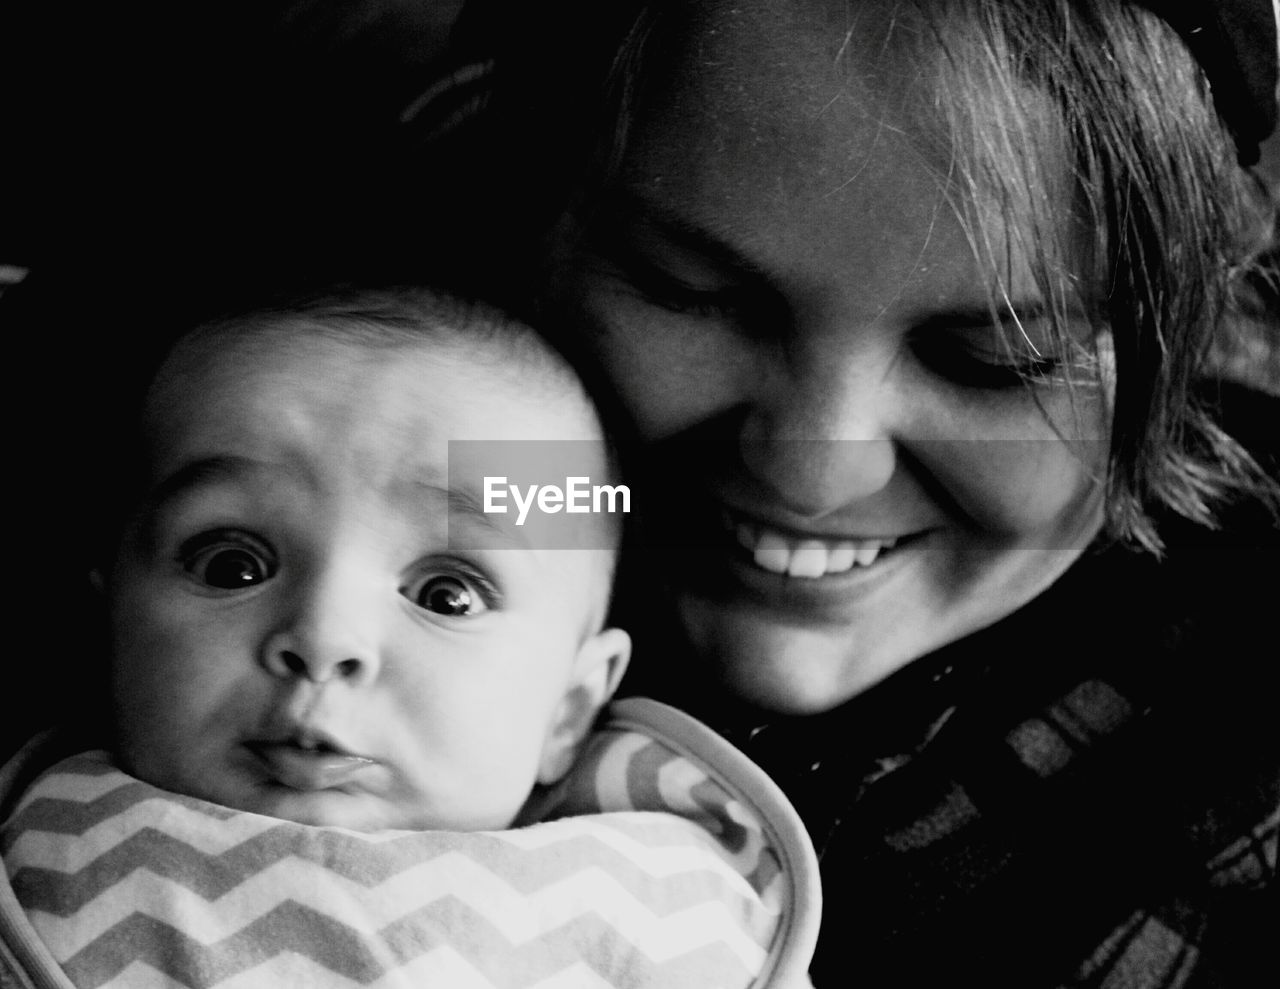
181, 534, 277, 590
914, 325, 1064, 389
943, 350, 1063, 389
641, 280, 750, 319
402, 573, 492, 617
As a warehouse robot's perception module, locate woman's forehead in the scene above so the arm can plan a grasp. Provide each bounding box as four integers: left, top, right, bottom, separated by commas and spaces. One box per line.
629, 1, 933, 197
652, 0, 908, 111
615, 0, 1077, 302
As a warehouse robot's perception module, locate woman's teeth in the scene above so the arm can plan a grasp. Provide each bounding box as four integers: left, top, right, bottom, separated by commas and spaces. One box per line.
733, 523, 899, 577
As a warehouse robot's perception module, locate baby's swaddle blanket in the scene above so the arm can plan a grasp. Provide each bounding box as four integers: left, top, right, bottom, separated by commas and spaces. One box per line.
0, 699, 819, 989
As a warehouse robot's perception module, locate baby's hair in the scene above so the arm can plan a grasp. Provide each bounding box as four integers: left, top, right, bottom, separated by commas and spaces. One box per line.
162, 284, 582, 399
459, 0, 1280, 553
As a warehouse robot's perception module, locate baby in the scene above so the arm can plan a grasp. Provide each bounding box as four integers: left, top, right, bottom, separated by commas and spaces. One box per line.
95, 287, 630, 835
0, 287, 819, 988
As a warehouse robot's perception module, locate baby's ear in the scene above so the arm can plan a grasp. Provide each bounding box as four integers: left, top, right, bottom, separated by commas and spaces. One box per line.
537, 627, 631, 785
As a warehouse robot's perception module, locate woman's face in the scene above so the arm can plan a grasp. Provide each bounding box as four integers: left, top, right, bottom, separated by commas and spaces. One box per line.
545, 0, 1111, 714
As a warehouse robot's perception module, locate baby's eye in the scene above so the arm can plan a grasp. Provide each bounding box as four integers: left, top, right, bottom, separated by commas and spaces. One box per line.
181, 532, 277, 590
401, 572, 494, 617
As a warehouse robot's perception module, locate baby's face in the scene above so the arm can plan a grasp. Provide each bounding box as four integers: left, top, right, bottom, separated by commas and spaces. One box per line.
103, 323, 626, 831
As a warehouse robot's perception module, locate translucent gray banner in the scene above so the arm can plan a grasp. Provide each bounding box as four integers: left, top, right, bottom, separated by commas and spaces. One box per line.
446, 439, 1128, 552
448, 441, 631, 550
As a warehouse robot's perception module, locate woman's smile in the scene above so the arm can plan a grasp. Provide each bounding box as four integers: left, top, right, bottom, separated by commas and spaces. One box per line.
682, 501, 937, 621
723, 507, 933, 578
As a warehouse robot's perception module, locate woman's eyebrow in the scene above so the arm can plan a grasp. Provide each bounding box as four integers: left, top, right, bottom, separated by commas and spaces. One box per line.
596, 190, 771, 279
912, 297, 1102, 331
911, 302, 1049, 331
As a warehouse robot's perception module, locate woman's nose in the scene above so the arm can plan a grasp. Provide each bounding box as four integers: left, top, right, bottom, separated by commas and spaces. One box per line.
738, 348, 897, 517
259, 572, 383, 687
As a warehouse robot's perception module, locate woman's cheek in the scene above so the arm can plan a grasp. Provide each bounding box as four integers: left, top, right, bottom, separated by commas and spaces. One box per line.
910, 424, 1106, 544
578, 288, 760, 442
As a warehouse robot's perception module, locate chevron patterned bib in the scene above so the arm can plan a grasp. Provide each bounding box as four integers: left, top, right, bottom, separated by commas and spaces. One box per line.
0, 699, 819, 989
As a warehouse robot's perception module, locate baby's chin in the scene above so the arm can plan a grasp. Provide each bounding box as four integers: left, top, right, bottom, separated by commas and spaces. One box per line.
217, 780, 528, 833
132, 764, 427, 832
125, 753, 524, 832
224, 784, 445, 832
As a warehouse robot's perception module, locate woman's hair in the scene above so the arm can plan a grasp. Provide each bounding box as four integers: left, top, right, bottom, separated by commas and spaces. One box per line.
447, 0, 1280, 553
903, 0, 1280, 551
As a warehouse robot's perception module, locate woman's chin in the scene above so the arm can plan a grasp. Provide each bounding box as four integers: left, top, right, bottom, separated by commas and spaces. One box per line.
678, 593, 916, 715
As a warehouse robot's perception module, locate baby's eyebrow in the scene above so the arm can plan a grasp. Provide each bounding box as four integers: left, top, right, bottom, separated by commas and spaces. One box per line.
441, 483, 491, 523
414, 479, 533, 548
145, 455, 255, 512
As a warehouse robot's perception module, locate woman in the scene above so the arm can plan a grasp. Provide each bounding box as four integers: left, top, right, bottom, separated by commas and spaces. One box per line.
403, 0, 1280, 984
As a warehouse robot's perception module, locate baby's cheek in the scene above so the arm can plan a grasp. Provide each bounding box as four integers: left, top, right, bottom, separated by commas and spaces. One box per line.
109, 640, 198, 752
108, 602, 242, 741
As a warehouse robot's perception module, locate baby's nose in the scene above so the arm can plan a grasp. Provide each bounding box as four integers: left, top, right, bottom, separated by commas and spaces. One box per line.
259, 572, 384, 686
268, 648, 369, 684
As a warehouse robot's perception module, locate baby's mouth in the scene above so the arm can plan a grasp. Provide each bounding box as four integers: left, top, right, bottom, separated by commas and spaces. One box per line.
246, 736, 377, 792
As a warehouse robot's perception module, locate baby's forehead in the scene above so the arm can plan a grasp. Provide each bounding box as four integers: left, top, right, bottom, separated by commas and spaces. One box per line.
154, 309, 601, 429
143, 306, 620, 529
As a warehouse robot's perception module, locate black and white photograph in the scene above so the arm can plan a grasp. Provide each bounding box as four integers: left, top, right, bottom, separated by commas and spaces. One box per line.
2, 2, 1278, 986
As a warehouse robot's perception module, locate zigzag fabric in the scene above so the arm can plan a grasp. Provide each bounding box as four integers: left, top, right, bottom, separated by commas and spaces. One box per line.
0, 705, 801, 989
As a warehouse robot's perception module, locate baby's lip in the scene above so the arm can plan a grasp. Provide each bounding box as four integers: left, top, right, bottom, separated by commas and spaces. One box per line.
245, 732, 378, 791
255, 724, 360, 756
